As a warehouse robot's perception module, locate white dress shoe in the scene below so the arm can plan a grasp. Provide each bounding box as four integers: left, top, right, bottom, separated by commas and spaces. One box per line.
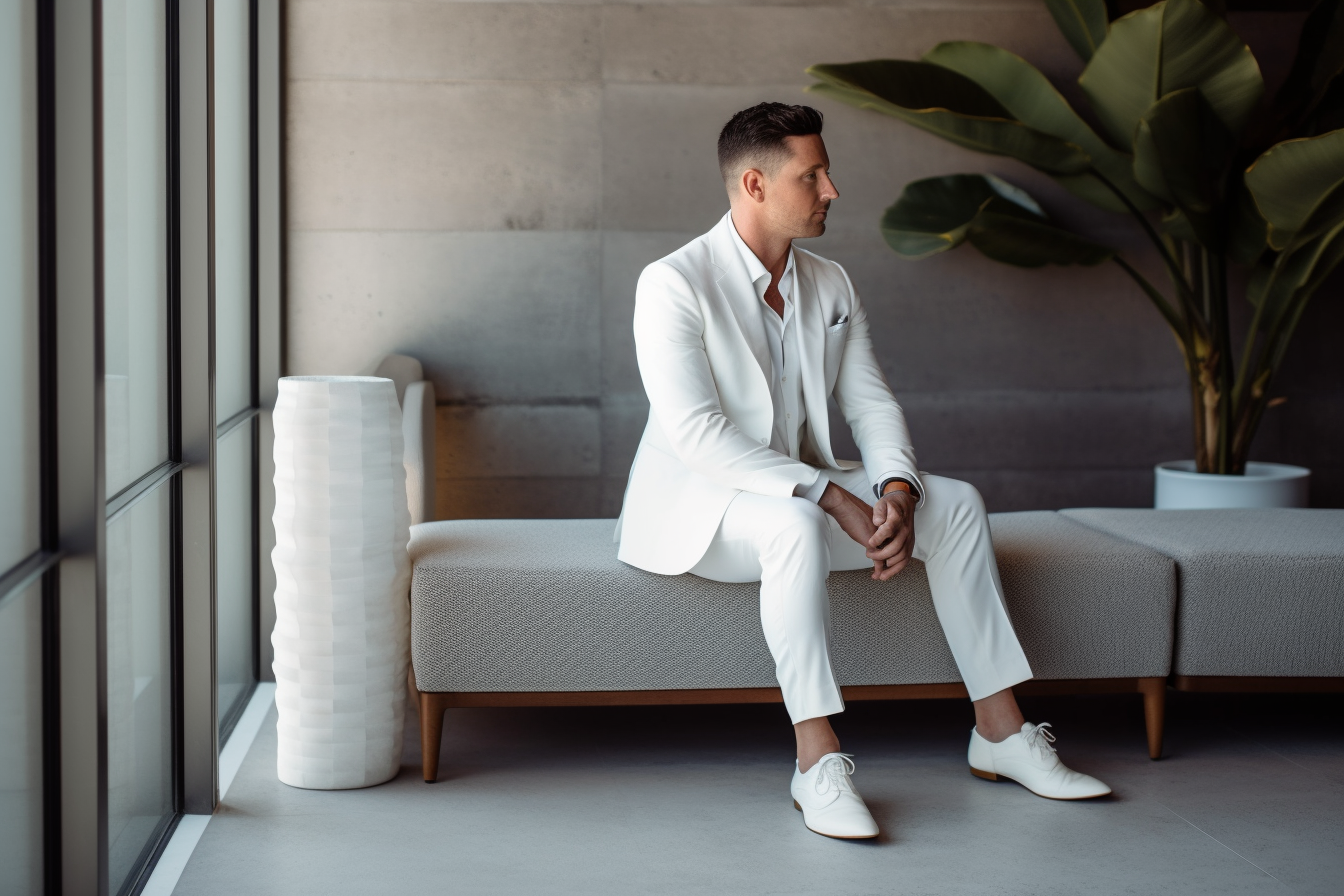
968, 722, 1112, 800
790, 752, 880, 839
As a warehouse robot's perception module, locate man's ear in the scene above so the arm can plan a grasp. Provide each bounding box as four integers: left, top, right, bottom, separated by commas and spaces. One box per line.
740, 167, 767, 204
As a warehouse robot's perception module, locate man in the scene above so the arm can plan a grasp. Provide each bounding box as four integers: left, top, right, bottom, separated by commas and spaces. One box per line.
614, 103, 1110, 840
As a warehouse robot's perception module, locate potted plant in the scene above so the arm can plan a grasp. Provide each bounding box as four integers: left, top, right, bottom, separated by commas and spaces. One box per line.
807, 0, 1342, 508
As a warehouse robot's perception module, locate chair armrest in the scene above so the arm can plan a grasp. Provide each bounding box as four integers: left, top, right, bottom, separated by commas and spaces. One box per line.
402, 380, 437, 525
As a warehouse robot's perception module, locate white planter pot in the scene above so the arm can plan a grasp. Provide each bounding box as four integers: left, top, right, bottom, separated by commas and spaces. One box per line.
271, 376, 411, 789
1154, 460, 1310, 509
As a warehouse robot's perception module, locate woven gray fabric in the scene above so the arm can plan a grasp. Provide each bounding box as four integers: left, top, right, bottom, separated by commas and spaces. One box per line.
409, 513, 1175, 693
1061, 509, 1344, 677
989, 512, 1175, 679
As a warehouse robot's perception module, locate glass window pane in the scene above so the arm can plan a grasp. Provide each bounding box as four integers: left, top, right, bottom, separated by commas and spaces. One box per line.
214, 0, 252, 423
216, 420, 255, 731
0, 581, 45, 896
103, 0, 169, 495
0, 0, 40, 571
107, 485, 173, 894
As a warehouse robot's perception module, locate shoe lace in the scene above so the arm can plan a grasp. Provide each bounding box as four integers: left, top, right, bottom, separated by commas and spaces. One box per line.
815, 753, 857, 796
1023, 722, 1057, 760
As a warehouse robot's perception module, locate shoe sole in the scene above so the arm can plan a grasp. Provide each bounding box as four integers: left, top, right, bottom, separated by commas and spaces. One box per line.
969, 767, 1111, 801
792, 799, 880, 839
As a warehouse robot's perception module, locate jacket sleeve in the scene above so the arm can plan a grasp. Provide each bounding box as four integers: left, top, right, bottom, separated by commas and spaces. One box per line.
830, 271, 926, 508
633, 261, 823, 499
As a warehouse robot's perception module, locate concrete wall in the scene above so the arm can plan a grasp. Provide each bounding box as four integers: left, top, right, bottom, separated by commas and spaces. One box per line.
286, 0, 1342, 517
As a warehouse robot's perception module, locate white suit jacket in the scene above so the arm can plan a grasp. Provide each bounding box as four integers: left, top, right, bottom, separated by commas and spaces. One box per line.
615, 212, 924, 575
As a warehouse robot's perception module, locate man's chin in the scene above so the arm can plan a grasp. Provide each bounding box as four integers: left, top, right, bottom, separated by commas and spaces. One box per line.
797, 219, 827, 239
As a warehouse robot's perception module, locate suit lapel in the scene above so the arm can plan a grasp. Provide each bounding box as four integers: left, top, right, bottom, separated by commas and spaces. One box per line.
708, 214, 772, 389
794, 252, 836, 467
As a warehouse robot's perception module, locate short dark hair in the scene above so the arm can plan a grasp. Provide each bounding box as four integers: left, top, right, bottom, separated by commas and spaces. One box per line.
717, 103, 824, 185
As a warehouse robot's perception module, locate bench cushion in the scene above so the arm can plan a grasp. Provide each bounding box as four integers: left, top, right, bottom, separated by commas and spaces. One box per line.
408, 511, 1175, 693
1061, 509, 1344, 678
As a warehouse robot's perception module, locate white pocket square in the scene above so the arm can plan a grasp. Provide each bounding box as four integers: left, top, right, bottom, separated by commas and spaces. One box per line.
827, 315, 849, 331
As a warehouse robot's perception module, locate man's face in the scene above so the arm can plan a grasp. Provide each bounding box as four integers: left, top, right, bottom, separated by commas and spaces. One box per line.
763, 134, 838, 239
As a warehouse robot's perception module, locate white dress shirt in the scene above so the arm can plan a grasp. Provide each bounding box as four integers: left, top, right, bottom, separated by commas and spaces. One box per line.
728, 215, 830, 504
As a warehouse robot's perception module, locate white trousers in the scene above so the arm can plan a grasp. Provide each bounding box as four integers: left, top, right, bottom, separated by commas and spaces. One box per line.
689, 469, 1033, 724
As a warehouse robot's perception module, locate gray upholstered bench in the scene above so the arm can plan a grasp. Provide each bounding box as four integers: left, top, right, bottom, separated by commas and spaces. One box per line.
408, 511, 1177, 781
1062, 509, 1344, 693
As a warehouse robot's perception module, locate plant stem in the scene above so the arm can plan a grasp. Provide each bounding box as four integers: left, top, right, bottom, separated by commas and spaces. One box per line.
1231, 290, 1267, 412
1205, 247, 1233, 473
1231, 288, 1317, 470
1088, 170, 1200, 322
1111, 256, 1189, 340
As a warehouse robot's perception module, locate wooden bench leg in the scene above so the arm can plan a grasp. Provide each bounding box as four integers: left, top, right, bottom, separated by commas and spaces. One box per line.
1137, 677, 1166, 760
420, 692, 447, 782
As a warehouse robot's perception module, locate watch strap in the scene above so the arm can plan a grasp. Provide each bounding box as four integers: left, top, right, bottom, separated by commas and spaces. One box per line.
875, 477, 919, 501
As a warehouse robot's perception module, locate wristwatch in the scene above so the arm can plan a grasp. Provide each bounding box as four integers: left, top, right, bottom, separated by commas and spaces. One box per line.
875, 477, 919, 502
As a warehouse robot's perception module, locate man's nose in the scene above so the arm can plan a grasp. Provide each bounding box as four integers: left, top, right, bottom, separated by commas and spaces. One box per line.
821, 174, 839, 201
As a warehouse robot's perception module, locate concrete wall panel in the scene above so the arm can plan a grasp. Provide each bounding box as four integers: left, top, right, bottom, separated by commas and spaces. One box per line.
939, 468, 1157, 514
288, 230, 601, 400
288, 80, 601, 231
894, 389, 1189, 470
600, 5, 1067, 86
437, 404, 601, 479
814, 240, 1185, 392
289, 1, 602, 82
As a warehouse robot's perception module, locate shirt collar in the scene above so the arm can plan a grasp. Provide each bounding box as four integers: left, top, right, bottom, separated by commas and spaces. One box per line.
728, 212, 794, 303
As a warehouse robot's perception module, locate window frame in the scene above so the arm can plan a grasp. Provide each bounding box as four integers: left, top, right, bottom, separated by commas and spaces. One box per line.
6, 1, 285, 891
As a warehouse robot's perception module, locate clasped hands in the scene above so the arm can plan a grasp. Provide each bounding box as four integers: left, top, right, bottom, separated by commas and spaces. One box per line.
818, 482, 915, 581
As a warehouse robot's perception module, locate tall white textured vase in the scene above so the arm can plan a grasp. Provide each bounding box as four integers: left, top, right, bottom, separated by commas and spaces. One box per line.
271, 376, 411, 789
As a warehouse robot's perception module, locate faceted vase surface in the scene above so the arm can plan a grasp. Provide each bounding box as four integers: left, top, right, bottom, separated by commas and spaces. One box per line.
271, 376, 411, 789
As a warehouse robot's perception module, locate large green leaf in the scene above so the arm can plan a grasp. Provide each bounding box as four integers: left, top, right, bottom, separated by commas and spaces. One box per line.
1247, 219, 1344, 346
1245, 127, 1344, 249
811, 59, 1008, 117
880, 173, 1036, 258
968, 212, 1116, 267
1079, 0, 1264, 150
1247, 165, 1344, 322
1158, 208, 1199, 244
1158, 0, 1265, 136
806, 61, 1092, 175
1044, 0, 1110, 62
880, 173, 1114, 267
1293, 175, 1344, 249
1270, 0, 1344, 137
1251, 219, 1344, 373
1132, 88, 1234, 248
1077, 4, 1160, 149
1268, 228, 1344, 372
880, 175, 985, 259
1227, 177, 1269, 265
922, 41, 1159, 212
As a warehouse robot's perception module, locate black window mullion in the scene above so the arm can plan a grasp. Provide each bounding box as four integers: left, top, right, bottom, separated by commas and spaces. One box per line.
35, 0, 61, 891
249, 0, 261, 684
166, 0, 186, 824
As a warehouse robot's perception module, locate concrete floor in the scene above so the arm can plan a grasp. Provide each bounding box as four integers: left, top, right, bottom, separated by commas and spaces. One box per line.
174, 690, 1344, 895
